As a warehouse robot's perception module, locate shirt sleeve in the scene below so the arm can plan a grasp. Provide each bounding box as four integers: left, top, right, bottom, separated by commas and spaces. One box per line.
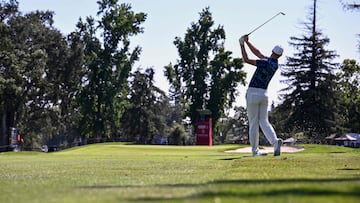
256, 58, 268, 68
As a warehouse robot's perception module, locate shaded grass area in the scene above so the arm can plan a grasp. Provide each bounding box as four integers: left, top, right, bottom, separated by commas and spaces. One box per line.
0, 143, 359, 203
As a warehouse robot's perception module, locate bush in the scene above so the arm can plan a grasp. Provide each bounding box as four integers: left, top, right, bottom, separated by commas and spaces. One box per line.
168, 123, 189, 145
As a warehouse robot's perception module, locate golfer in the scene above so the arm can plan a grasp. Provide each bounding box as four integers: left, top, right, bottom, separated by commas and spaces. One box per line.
239, 34, 283, 156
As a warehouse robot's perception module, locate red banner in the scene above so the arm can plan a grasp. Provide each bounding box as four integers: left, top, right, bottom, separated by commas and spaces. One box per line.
196, 118, 212, 146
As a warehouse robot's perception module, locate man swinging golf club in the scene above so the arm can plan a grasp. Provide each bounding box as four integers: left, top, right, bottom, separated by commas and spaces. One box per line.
239, 34, 283, 156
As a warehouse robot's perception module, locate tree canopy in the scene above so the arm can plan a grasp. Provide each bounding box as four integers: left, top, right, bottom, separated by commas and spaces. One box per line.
75, 0, 147, 140
0, 0, 83, 150
276, 0, 343, 142
1, 0, 359, 149
165, 7, 246, 133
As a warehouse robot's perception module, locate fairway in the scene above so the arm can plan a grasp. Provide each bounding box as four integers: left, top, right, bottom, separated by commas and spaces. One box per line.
0, 143, 359, 203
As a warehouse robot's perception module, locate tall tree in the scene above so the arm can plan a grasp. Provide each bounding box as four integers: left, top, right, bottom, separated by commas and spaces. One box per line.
339, 1, 360, 133
121, 68, 168, 144
165, 7, 246, 133
0, 0, 83, 149
76, 0, 146, 140
278, 0, 340, 142
337, 59, 360, 132
0, 0, 19, 150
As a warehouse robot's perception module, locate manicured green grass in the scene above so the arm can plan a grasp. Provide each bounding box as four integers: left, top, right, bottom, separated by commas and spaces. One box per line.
0, 143, 359, 203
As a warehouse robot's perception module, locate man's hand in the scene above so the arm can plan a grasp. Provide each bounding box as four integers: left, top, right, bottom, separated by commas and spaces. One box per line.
239, 36, 245, 46
239, 35, 249, 46
243, 35, 249, 42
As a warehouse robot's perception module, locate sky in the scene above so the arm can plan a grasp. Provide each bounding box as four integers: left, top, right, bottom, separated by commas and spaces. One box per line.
16, 0, 360, 109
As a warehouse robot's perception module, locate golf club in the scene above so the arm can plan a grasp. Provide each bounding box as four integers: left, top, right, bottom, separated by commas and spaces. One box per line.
248, 12, 285, 35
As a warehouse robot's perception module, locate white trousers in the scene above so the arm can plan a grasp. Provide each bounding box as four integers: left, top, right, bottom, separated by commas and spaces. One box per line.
246, 88, 278, 154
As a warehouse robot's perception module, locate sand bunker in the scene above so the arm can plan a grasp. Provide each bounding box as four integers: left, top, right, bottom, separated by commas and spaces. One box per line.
225, 146, 304, 153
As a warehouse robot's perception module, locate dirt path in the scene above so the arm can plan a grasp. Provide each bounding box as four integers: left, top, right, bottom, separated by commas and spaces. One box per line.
225, 146, 304, 153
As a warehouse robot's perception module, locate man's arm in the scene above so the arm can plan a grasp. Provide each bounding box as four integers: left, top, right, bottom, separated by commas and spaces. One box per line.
240, 43, 257, 66
244, 35, 266, 59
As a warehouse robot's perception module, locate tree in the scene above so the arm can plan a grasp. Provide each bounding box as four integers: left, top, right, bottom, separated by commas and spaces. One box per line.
340, 0, 360, 53
217, 106, 249, 144
16, 12, 83, 147
337, 59, 360, 132
340, 0, 360, 10
76, 0, 146, 140
278, 0, 341, 142
121, 68, 168, 144
168, 123, 188, 145
164, 7, 246, 135
0, 0, 19, 150
338, 1, 360, 133
0, 0, 83, 149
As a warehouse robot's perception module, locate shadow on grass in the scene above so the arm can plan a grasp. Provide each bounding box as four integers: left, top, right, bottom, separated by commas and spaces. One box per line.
133, 179, 360, 202
80, 177, 360, 189
79, 177, 360, 201
219, 155, 252, 160
337, 168, 360, 171
132, 187, 360, 202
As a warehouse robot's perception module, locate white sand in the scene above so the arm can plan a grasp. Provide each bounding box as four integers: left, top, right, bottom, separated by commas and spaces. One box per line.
225, 146, 304, 153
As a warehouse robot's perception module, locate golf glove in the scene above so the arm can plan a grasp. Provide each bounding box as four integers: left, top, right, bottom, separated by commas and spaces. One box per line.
239, 36, 245, 46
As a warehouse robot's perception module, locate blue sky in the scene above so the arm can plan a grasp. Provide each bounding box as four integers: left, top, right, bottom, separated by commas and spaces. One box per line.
17, 0, 360, 108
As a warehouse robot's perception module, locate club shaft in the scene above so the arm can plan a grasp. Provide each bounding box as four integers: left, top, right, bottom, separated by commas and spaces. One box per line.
248, 12, 284, 35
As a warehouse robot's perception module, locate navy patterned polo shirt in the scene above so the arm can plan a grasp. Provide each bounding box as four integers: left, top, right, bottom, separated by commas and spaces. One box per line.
248, 57, 278, 89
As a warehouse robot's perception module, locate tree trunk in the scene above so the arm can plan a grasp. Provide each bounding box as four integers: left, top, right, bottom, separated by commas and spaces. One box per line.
0, 112, 8, 152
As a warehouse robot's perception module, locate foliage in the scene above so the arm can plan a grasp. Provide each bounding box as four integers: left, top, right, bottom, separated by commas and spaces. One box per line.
0, 0, 84, 149
277, 0, 341, 142
337, 59, 360, 132
217, 106, 248, 144
340, 0, 360, 55
165, 7, 246, 135
121, 68, 168, 144
168, 122, 189, 145
75, 0, 147, 140
340, 0, 360, 10
2, 0, 358, 149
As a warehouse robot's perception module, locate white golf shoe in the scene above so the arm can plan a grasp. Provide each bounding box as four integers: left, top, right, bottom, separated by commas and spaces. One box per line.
253, 148, 268, 156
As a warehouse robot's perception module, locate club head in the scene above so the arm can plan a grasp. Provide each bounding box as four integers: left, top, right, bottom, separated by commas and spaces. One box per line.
280, 12, 286, 15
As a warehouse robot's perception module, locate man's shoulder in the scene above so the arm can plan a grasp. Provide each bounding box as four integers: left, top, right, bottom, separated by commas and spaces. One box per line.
256, 57, 269, 66
258, 57, 269, 61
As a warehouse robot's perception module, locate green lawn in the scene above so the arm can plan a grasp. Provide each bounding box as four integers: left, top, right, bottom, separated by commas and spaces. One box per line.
0, 143, 359, 203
